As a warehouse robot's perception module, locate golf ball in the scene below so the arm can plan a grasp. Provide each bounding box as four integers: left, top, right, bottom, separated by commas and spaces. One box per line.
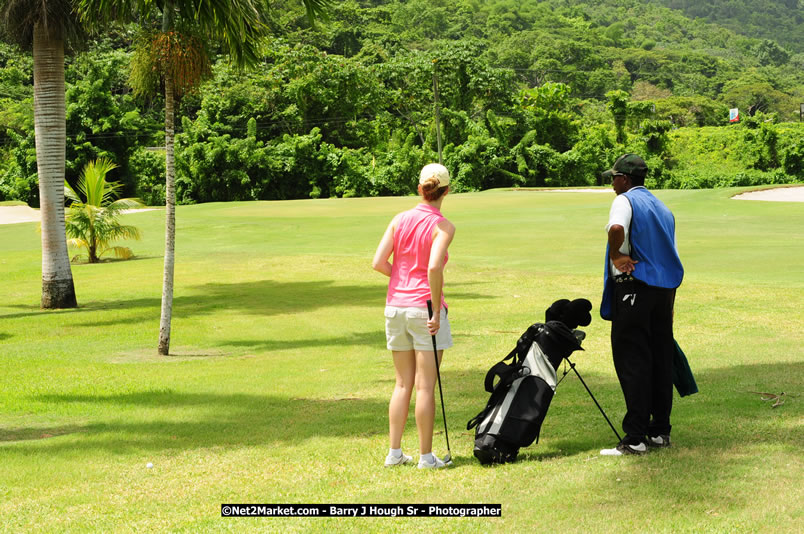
146, 462, 153, 469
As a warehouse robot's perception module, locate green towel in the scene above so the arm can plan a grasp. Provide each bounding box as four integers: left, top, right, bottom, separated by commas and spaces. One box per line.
673, 339, 698, 397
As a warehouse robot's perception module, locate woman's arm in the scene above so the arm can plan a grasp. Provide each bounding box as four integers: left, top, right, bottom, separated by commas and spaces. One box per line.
372, 215, 400, 277
427, 219, 456, 334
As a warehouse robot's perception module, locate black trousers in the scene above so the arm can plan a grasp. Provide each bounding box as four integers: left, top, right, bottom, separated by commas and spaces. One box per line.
611, 277, 675, 444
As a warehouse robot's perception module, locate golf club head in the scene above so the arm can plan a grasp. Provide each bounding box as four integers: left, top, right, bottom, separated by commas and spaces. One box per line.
443, 453, 453, 466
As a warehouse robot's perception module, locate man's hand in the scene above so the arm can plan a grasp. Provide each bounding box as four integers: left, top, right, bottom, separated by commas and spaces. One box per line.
612, 251, 638, 273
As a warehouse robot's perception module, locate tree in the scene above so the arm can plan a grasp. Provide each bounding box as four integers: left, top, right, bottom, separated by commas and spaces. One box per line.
64, 157, 144, 263
753, 39, 790, 66
79, 0, 330, 355
607, 90, 629, 144
0, 0, 81, 308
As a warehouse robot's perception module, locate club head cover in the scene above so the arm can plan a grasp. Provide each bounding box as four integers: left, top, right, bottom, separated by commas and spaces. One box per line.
545, 299, 570, 323
544, 298, 592, 330
566, 298, 592, 328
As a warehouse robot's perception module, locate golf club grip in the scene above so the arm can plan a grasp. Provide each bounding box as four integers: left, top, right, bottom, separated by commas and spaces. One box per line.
426, 300, 439, 367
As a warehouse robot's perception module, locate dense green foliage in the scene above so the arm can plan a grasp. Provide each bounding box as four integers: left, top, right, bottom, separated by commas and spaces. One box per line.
652, 0, 804, 54
1, 0, 803, 204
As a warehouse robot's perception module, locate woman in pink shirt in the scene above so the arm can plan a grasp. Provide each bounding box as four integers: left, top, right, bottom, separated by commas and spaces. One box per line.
372, 163, 456, 469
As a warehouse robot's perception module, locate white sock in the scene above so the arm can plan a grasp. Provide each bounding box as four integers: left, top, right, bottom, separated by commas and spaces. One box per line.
388, 448, 402, 458
420, 452, 434, 463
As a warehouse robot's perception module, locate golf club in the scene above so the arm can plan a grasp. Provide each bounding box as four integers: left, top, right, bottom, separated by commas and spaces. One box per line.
426, 299, 452, 465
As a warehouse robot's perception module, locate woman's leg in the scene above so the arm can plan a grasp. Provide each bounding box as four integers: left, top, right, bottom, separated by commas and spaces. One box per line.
414, 349, 443, 455
389, 350, 416, 449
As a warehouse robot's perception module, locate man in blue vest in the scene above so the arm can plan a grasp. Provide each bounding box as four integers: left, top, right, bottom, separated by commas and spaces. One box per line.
599, 154, 684, 456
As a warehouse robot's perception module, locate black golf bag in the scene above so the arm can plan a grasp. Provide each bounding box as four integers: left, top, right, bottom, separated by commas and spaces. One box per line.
467, 298, 599, 465
467, 321, 585, 464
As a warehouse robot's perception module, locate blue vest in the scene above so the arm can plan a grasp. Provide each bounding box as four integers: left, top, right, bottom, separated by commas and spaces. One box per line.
600, 188, 684, 320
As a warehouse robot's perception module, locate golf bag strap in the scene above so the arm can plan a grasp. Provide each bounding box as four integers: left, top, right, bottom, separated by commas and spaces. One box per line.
467, 380, 511, 430
484, 348, 520, 393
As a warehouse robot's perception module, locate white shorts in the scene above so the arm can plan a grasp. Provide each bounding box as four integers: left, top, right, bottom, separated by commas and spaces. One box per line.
385, 305, 453, 352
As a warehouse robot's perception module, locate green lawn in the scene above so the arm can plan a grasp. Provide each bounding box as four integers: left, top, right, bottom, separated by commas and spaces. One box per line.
1, 187, 802, 533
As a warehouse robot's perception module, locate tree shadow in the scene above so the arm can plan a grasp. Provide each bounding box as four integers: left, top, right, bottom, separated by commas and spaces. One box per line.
465, 359, 803, 464
1, 279, 494, 324
0, 305, 84, 320
218, 330, 386, 352
1, 424, 86, 443
3, 391, 387, 454
2, 361, 801, 469
70, 255, 158, 265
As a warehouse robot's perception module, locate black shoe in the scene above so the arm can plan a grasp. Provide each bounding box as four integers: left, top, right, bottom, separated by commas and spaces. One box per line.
648, 434, 671, 448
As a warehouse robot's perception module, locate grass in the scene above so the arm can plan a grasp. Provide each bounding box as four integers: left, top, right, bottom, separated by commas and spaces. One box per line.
1, 187, 802, 533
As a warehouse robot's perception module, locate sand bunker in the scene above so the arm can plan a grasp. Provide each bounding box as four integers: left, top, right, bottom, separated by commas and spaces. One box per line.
0, 205, 41, 224
0, 206, 158, 225
732, 186, 804, 202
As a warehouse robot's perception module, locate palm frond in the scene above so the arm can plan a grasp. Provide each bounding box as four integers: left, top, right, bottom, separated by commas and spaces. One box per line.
75, 0, 147, 27
77, 157, 120, 207
67, 237, 89, 249
104, 224, 142, 242
301, 0, 332, 25
1, 0, 87, 49
99, 246, 135, 260
179, 0, 265, 68
106, 197, 146, 213
64, 181, 82, 205
63, 157, 143, 263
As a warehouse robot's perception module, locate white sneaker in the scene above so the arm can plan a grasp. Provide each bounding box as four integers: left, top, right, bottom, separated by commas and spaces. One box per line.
384, 452, 412, 467
417, 455, 447, 469
600, 442, 648, 456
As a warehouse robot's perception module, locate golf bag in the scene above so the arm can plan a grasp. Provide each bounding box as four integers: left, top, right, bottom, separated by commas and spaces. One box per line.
467, 298, 594, 465
467, 321, 585, 464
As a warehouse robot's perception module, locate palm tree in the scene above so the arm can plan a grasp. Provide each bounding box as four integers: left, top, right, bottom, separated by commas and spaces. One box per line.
0, 0, 83, 308
78, 0, 330, 354
64, 158, 144, 263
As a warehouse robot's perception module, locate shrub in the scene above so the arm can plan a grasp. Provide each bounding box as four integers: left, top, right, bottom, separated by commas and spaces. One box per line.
130, 148, 166, 206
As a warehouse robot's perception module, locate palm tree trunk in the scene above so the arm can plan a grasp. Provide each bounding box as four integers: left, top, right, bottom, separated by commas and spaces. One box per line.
158, 71, 176, 355
33, 23, 77, 309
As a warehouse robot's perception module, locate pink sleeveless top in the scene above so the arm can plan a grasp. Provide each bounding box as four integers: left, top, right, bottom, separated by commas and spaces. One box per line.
386, 203, 449, 308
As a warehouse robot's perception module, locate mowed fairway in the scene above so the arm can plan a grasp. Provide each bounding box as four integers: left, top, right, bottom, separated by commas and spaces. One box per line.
1, 187, 802, 533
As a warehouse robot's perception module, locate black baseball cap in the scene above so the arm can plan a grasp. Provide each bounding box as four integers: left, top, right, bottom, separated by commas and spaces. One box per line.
601, 154, 648, 180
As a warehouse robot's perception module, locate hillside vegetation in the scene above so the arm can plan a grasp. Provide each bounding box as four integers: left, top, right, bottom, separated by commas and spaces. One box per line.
653, 0, 804, 54
1, 0, 802, 204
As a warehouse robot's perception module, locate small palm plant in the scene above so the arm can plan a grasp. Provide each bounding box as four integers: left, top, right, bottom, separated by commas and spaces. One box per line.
64, 158, 145, 263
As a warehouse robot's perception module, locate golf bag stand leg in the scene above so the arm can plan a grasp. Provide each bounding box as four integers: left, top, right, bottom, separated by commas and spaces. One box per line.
565, 357, 622, 443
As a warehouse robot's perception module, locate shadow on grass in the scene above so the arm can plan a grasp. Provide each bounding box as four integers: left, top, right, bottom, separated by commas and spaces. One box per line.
3, 391, 387, 453
219, 330, 386, 352
4, 361, 799, 465
1, 279, 383, 322
70, 255, 158, 265
448, 358, 804, 463
2, 280, 494, 323
1, 424, 87, 443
